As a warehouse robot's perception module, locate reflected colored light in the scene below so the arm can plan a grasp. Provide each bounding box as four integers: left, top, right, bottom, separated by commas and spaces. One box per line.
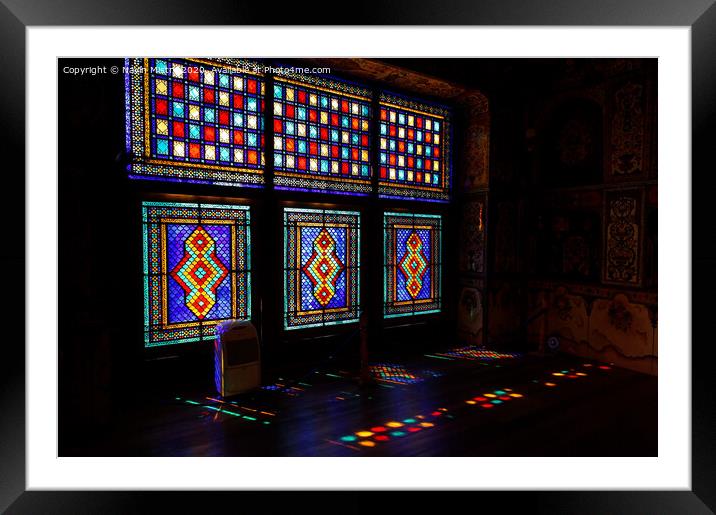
391, 431, 406, 437
359, 440, 376, 447
576, 372, 587, 377
407, 427, 422, 433
552, 372, 565, 377
545, 382, 556, 387
356, 431, 374, 438
494, 390, 506, 395
599, 365, 611, 370
509, 393, 523, 398
371, 426, 387, 433
435, 346, 520, 361
386, 421, 404, 428
481, 403, 494, 408
431, 411, 442, 416
499, 396, 511, 401
466, 400, 476, 405
583, 363, 593, 367
567, 375, 578, 379
420, 422, 434, 428
375, 435, 389, 441
341, 435, 358, 442
491, 399, 503, 404
370, 363, 425, 385
474, 396, 487, 402
403, 418, 417, 423
484, 393, 496, 398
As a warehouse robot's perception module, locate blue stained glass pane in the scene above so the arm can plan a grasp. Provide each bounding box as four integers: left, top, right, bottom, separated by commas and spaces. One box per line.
383, 212, 441, 318
157, 139, 169, 155
155, 59, 168, 74
284, 208, 360, 330
143, 201, 251, 347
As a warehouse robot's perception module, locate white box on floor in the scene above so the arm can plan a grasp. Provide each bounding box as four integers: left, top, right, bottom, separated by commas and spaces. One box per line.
214, 320, 261, 397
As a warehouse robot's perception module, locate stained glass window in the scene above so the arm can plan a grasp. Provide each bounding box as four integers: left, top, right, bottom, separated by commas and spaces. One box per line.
273, 73, 372, 195
378, 93, 451, 202
384, 212, 442, 318
142, 201, 251, 347
284, 208, 361, 330
126, 58, 265, 187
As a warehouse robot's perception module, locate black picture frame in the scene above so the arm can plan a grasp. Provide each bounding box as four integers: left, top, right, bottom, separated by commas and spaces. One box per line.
2, 1, 714, 512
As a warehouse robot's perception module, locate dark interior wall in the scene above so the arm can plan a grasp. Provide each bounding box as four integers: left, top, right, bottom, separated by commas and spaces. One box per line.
483, 59, 658, 373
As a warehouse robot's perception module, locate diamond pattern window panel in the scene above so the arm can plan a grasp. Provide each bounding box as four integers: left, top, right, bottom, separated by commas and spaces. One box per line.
284, 208, 361, 330
126, 58, 265, 187
273, 73, 372, 195
384, 212, 442, 318
142, 201, 251, 347
378, 93, 452, 202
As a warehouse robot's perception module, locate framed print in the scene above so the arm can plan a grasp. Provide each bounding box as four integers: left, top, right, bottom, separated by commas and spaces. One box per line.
5, 1, 715, 513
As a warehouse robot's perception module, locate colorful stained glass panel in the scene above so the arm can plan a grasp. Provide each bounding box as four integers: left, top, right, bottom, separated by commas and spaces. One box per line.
284, 208, 360, 329
126, 58, 265, 186
378, 93, 451, 201
273, 75, 372, 195
143, 201, 251, 346
384, 212, 442, 317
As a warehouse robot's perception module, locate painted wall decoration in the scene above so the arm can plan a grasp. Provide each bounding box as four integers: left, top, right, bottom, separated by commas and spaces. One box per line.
384, 212, 442, 318
462, 118, 490, 191
527, 282, 657, 375
378, 93, 452, 202
604, 190, 643, 285
459, 198, 485, 274
142, 201, 251, 347
591, 294, 654, 360
457, 287, 483, 344
273, 74, 373, 195
611, 81, 646, 177
126, 58, 265, 187
283, 208, 361, 330
541, 98, 603, 186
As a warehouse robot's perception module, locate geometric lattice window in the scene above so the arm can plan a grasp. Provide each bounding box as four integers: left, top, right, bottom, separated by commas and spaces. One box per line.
284, 208, 361, 330
273, 73, 372, 195
142, 201, 251, 347
383, 212, 442, 318
377, 93, 451, 202
126, 58, 265, 187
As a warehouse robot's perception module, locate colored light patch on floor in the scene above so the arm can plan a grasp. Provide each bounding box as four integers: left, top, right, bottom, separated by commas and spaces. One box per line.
175, 396, 272, 424
433, 346, 520, 361
261, 382, 306, 396
464, 389, 524, 410
369, 363, 442, 385
336, 408, 450, 449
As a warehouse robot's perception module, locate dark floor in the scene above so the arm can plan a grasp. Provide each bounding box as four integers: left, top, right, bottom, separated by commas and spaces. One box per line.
61, 348, 657, 457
